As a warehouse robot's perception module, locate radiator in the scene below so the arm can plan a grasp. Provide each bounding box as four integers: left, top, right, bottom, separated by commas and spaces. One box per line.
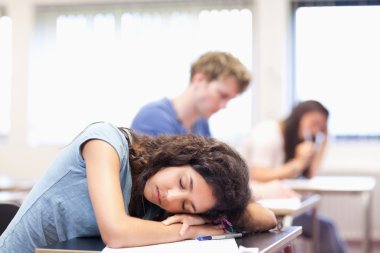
316, 173, 380, 241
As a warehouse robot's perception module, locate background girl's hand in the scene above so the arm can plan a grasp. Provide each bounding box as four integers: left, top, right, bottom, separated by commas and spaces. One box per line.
162, 214, 209, 236
295, 141, 315, 165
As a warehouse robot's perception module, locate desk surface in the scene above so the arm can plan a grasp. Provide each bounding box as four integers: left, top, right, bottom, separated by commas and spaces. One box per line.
258, 194, 320, 217
35, 226, 302, 253
0, 191, 28, 205
282, 176, 376, 193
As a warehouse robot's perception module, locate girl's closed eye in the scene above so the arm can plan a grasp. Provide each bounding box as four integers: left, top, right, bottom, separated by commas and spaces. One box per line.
179, 178, 185, 189
179, 178, 186, 211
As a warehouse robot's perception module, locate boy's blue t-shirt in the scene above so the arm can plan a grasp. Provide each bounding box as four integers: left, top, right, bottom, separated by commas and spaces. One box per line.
131, 98, 211, 137
0, 122, 132, 253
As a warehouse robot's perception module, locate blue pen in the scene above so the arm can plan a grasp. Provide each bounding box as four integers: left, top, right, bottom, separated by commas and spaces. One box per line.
197, 233, 243, 241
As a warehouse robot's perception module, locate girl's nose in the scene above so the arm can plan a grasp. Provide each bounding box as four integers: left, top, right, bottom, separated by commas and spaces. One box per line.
166, 189, 187, 201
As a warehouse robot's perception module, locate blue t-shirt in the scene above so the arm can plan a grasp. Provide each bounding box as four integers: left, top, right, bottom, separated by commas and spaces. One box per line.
0, 122, 132, 253
131, 98, 211, 137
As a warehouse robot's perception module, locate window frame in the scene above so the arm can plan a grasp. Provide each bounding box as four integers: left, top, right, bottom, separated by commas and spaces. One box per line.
290, 0, 380, 141
0, 10, 12, 141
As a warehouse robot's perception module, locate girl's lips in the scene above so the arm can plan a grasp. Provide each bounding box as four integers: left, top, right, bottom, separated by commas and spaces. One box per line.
156, 186, 161, 205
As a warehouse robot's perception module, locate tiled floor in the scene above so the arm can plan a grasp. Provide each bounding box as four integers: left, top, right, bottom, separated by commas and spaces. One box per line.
346, 240, 380, 253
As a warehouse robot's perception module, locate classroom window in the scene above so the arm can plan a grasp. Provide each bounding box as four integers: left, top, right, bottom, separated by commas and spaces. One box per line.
28, 3, 253, 146
0, 15, 12, 139
293, 3, 380, 139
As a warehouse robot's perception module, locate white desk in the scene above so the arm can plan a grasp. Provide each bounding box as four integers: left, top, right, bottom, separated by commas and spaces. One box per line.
0, 176, 33, 206
282, 176, 376, 253
0, 176, 35, 192
258, 194, 320, 218
0, 191, 28, 205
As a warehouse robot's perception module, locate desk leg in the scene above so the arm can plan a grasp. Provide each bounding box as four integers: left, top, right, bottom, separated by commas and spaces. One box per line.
284, 244, 294, 253
311, 207, 319, 253
362, 191, 373, 253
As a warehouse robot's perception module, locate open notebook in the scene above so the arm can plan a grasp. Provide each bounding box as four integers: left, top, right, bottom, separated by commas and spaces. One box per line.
102, 238, 246, 253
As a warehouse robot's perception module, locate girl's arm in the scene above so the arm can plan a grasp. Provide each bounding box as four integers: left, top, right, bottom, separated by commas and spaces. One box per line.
83, 139, 222, 248
235, 202, 277, 232
307, 136, 328, 178
250, 158, 305, 182
250, 140, 316, 182
251, 180, 301, 200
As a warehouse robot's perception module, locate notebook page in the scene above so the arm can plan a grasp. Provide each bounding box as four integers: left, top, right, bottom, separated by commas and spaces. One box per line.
102, 238, 239, 253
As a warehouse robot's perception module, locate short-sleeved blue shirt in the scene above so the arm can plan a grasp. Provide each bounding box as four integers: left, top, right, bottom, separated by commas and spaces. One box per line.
131, 98, 211, 137
0, 122, 132, 253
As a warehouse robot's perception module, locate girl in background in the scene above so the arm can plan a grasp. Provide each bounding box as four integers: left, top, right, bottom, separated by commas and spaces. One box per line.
240, 100, 347, 253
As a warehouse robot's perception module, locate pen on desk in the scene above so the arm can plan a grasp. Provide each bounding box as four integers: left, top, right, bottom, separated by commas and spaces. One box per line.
197, 233, 243, 241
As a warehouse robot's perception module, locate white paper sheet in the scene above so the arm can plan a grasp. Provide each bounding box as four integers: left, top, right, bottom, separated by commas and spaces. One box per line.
238, 245, 259, 253
102, 238, 240, 253
257, 197, 301, 211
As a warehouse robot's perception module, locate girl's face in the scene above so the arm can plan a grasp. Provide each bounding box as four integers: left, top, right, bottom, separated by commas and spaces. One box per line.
299, 111, 328, 140
144, 165, 216, 214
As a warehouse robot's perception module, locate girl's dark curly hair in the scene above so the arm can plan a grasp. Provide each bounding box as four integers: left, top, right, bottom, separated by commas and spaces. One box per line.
120, 128, 251, 226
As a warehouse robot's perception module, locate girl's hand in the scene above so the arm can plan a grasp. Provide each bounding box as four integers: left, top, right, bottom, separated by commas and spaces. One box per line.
162, 214, 210, 236
295, 141, 315, 165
